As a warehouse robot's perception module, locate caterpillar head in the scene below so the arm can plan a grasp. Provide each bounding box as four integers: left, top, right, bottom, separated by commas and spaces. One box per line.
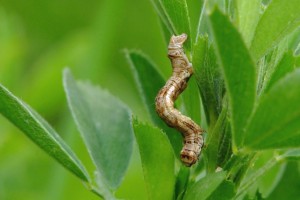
169, 33, 187, 48
180, 150, 198, 167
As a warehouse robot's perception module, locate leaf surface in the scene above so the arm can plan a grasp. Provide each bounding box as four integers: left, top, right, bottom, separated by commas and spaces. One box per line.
244, 68, 300, 149
133, 118, 175, 200
208, 8, 256, 147
250, 0, 300, 60
64, 69, 133, 189
0, 83, 89, 182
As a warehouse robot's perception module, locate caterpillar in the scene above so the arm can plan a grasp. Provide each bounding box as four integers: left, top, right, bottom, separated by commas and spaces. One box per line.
155, 34, 204, 167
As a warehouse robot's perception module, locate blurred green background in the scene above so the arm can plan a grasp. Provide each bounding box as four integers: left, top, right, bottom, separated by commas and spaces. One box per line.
0, 0, 202, 199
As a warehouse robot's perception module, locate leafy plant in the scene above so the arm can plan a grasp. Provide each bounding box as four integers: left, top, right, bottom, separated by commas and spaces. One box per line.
1, 0, 300, 199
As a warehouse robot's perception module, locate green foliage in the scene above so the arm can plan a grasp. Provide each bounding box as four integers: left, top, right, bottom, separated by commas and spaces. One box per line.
1, 0, 300, 199
208, 8, 257, 148
250, 0, 300, 60
133, 118, 175, 200
0, 83, 89, 182
63, 69, 133, 192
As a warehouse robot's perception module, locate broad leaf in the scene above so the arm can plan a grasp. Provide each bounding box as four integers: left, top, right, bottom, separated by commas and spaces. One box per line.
63, 69, 133, 190
244, 68, 300, 149
184, 171, 226, 200
0, 83, 89, 182
126, 51, 182, 157
208, 8, 256, 147
133, 118, 175, 200
250, 0, 300, 60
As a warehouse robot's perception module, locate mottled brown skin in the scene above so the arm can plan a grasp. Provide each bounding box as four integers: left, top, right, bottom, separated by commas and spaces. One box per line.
155, 34, 204, 167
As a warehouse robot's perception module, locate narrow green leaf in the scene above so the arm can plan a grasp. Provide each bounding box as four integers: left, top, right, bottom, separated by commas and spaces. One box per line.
63, 69, 133, 189
175, 166, 190, 199
133, 118, 175, 200
235, 0, 262, 47
244, 68, 300, 149
257, 39, 289, 93
264, 51, 296, 92
0, 83, 89, 182
126, 50, 165, 126
193, 36, 223, 127
250, 0, 300, 60
150, 0, 192, 52
282, 149, 300, 161
184, 171, 226, 200
205, 106, 229, 172
181, 77, 202, 126
126, 50, 182, 157
208, 8, 256, 147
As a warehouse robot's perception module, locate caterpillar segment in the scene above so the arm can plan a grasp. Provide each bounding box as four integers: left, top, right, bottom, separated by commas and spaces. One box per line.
155, 34, 204, 167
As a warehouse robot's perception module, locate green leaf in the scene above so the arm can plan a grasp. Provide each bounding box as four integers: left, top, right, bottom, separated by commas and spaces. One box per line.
244, 68, 300, 149
193, 36, 223, 127
250, 0, 300, 60
282, 149, 300, 161
183, 171, 226, 200
239, 151, 286, 198
126, 50, 165, 126
235, 0, 262, 47
133, 118, 175, 200
207, 180, 235, 200
208, 8, 257, 147
150, 0, 192, 52
175, 166, 190, 199
267, 162, 300, 200
205, 106, 229, 172
264, 51, 296, 93
63, 69, 133, 190
126, 50, 182, 157
0, 83, 89, 182
181, 77, 202, 126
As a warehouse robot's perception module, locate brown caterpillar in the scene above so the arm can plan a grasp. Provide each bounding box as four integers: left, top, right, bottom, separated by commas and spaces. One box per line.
155, 34, 204, 167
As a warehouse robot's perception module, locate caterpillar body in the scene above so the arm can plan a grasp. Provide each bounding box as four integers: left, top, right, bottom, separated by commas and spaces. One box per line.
155, 34, 204, 167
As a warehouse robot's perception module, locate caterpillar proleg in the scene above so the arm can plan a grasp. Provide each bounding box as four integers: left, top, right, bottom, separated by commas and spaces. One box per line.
155, 34, 204, 167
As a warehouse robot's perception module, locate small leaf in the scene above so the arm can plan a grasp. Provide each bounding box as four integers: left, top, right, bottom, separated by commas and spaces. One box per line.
150, 0, 192, 52
0, 83, 89, 182
244, 68, 300, 149
133, 118, 175, 200
183, 171, 226, 200
250, 0, 300, 60
208, 8, 257, 147
126, 50, 182, 157
63, 69, 133, 189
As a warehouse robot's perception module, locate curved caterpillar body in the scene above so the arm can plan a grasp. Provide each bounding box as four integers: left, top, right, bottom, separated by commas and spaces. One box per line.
155, 34, 204, 167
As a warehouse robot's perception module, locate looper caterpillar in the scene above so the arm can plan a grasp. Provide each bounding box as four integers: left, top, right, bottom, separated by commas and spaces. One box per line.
155, 34, 204, 167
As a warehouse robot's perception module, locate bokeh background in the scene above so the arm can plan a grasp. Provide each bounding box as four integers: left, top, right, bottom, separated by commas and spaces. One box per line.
0, 0, 201, 199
